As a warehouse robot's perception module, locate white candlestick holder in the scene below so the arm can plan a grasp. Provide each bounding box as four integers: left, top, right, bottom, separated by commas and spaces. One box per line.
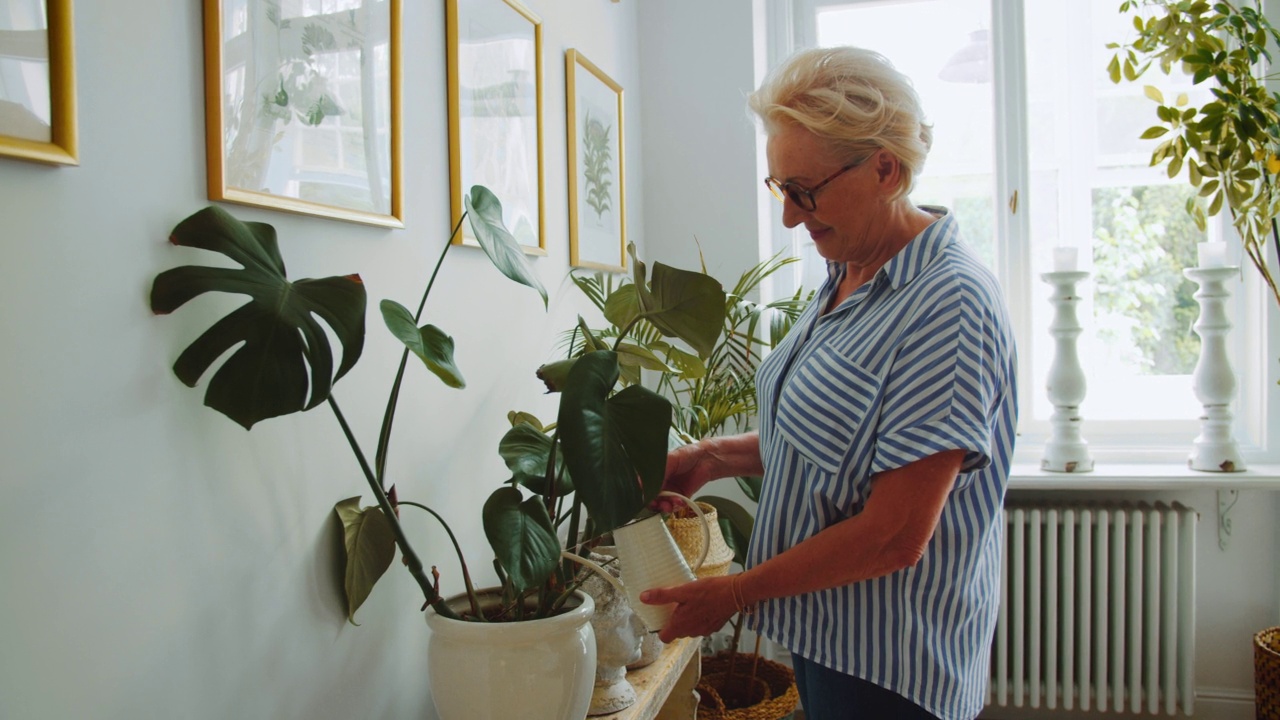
1041, 270, 1094, 473
1183, 266, 1246, 472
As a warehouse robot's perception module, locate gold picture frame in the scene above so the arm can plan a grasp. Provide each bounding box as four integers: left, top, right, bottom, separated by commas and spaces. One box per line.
0, 0, 78, 165
202, 0, 403, 227
446, 0, 546, 254
566, 49, 624, 272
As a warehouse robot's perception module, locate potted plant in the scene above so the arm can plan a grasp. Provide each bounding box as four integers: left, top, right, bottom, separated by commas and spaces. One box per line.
1110, 0, 1280, 310
569, 252, 811, 719
150, 190, 728, 719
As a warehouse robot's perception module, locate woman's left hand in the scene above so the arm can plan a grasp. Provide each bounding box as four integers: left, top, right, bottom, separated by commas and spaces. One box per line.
640, 576, 739, 643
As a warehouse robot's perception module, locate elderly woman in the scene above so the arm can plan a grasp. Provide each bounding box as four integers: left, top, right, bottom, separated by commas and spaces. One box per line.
641, 46, 1018, 720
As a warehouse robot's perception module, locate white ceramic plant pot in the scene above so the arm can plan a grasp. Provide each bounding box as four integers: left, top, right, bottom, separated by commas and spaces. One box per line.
425, 588, 596, 720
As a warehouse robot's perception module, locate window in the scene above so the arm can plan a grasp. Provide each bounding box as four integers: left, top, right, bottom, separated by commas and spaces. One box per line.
766, 0, 1269, 460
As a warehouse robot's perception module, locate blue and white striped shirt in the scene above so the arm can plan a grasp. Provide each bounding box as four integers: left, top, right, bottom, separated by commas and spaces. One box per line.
747, 209, 1018, 720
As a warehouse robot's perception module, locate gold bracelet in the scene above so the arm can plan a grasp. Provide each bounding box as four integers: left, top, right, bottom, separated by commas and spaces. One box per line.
731, 573, 756, 616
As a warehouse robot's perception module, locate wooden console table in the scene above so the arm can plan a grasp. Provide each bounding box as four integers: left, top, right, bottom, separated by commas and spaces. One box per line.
595, 636, 701, 720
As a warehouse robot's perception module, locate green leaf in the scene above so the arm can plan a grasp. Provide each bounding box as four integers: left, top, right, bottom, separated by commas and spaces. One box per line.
1176, 92, 1189, 107
499, 422, 570, 495
1209, 189, 1224, 215
151, 206, 366, 429
1144, 85, 1165, 104
1108, 55, 1122, 84
735, 475, 763, 503
334, 497, 396, 625
628, 244, 727, 357
642, 270, 726, 357
482, 487, 560, 593
536, 358, 578, 393
616, 342, 678, 372
602, 284, 641, 332
380, 300, 464, 389
653, 342, 707, 380
464, 186, 548, 308
557, 351, 672, 533
507, 410, 545, 432
1141, 126, 1170, 139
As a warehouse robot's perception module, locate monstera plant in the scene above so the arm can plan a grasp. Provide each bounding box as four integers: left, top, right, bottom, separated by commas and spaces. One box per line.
151, 188, 729, 623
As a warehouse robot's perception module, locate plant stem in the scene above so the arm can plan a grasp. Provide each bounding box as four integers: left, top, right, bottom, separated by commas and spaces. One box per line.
327, 396, 459, 619
374, 214, 469, 484
397, 501, 484, 620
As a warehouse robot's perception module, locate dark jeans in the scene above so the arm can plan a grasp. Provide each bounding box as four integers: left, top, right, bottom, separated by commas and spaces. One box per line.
791, 653, 942, 720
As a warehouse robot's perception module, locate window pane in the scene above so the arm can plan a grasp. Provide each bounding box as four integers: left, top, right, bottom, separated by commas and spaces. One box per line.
1024, 0, 1210, 422
808, 0, 997, 279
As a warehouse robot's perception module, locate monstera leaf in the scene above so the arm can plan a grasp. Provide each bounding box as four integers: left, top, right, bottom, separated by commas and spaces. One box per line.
557, 350, 672, 533
150, 205, 366, 429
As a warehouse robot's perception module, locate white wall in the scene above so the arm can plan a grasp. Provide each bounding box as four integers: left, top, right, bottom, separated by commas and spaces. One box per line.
0, 1, 642, 718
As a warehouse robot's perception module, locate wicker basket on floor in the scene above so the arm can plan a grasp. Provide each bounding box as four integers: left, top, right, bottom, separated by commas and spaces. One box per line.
696, 651, 799, 720
1257, 627, 1280, 720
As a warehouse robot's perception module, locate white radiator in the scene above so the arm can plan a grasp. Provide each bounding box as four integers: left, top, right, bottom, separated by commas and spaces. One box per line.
989, 502, 1198, 715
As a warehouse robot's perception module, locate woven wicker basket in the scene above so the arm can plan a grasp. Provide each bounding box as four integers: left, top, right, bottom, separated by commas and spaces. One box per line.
666, 501, 735, 578
696, 651, 799, 720
1257, 627, 1280, 720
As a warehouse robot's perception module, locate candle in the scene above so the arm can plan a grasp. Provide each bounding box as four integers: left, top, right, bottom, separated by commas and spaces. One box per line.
1197, 241, 1227, 268
1052, 246, 1078, 272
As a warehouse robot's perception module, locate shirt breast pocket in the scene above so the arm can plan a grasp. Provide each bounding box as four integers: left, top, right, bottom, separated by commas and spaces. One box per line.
775, 347, 883, 475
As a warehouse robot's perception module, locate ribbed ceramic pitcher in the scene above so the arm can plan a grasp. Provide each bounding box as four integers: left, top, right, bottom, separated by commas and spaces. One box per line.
569, 491, 710, 633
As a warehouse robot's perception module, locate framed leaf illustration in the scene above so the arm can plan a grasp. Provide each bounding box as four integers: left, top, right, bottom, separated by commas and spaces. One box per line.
0, 0, 77, 165
202, 0, 403, 227
566, 49, 623, 272
446, 0, 546, 254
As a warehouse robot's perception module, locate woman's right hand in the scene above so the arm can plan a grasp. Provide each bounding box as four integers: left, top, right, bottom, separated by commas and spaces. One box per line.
651, 432, 764, 513
652, 441, 716, 513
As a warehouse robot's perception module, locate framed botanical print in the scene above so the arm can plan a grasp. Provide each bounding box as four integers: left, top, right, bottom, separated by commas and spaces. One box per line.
446, 0, 545, 254
203, 0, 402, 227
0, 0, 77, 165
565, 49, 623, 272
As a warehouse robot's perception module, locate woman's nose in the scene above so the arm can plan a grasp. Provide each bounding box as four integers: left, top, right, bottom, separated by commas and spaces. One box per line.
780, 198, 806, 228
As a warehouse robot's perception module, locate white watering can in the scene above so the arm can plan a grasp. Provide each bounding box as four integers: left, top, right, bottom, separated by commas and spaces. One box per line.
566, 491, 710, 633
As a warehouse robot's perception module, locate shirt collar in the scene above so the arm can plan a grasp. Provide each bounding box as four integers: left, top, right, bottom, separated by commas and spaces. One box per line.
824, 205, 956, 292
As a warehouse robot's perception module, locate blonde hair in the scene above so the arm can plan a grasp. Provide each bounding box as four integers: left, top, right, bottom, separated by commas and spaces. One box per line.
748, 46, 933, 200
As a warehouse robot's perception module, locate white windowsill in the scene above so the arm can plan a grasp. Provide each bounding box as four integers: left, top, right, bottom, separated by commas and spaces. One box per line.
1009, 463, 1280, 490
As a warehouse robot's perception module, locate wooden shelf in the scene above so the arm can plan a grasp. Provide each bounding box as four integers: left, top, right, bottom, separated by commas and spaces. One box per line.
595, 636, 701, 720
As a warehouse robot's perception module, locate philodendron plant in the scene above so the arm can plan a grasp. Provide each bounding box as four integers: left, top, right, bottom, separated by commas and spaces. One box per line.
474, 244, 728, 618
152, 189, 729, 624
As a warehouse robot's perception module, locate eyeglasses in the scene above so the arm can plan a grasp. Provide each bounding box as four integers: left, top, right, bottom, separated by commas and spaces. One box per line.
764, 154, 871, 212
